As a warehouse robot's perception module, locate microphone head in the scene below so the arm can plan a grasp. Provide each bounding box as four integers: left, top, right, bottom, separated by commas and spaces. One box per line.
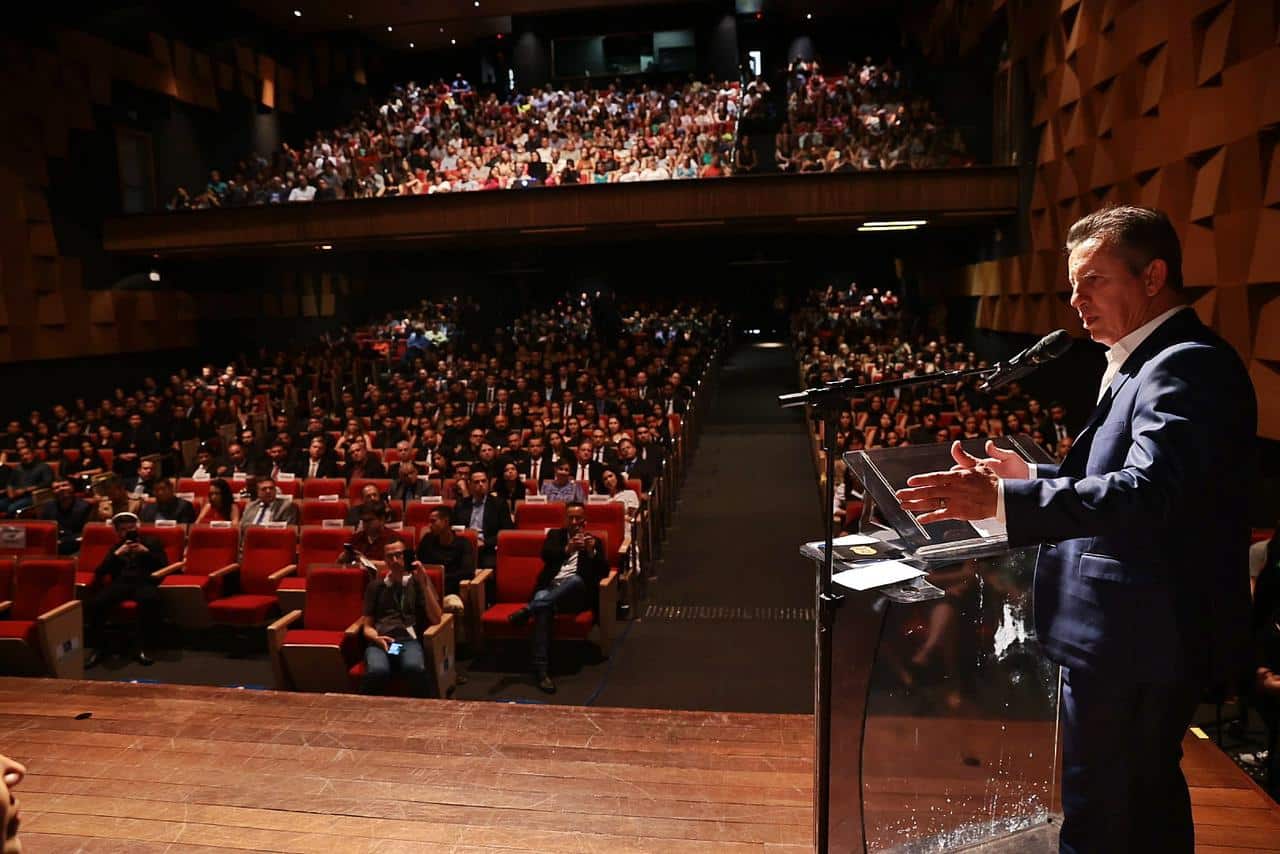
1027, 329, 1072, 364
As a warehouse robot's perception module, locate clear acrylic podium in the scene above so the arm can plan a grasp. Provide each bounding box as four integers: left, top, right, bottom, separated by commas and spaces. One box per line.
811, 440, 1062, 852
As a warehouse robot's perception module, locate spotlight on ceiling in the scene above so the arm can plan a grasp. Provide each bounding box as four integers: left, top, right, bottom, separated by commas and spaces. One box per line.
293, 9, 302, 17
148, 270, 161, 282
451, 38, 457, 45
387, 25, 393, 32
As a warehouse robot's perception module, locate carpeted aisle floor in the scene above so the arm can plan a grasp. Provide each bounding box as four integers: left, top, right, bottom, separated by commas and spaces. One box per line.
590, 341, 820, 713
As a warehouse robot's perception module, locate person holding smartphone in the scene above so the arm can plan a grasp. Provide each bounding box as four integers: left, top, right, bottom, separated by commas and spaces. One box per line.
358, 541, 435, 697
84, 512, 169, 669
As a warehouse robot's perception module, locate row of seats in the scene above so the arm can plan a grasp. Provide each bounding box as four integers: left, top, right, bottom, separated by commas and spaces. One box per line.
267, 528, 620, 697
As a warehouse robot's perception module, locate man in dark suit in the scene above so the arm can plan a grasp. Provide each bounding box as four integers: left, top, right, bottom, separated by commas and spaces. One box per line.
571, 440, 605, 493
896, 206, 1255, 854
344, 441, 386, 482
85, 512, 169, 668
519, 436, 554, 484
507, 501, 609, 693
615, 437, 658, 492
451, 469, 512, 568
292, 437, 340, 480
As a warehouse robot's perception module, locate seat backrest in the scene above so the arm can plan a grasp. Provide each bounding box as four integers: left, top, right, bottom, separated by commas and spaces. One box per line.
585, 502, 625, 554
300, 499, 350, 525
298, 526, 355, 575
495, 530, 548, 604
0, 521, 58, 557
391, 526, 416, 551
0, 557, 14, 601
301, 567, 367, 631
418, 563, 445, 598
242, 526, 298, 585
177, 478, 213, 500
516, 501, 567, 531
184, 526, 239, 576
302, 478, 346, 500
404, 499, 453, 530
348, 477, 392, 504
274, 478, 301, 497
586, 527, 616, 569
12, 559, 75, 620
78, 524, 119, 573
139, 525, 185, 564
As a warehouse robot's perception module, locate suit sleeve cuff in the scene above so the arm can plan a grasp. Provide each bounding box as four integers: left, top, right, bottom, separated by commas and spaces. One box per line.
996, 478, 1006, 524
1027, 463, 1037, 478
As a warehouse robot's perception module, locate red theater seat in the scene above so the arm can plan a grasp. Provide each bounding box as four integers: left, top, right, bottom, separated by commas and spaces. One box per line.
348, 478, 392, 504
404, 499, 453, 531
75, 524, 119, 593
302, 478, 346, 500
268, 567, 367, 692
277, 526, 353, 613
299, 499, 350, 526
0, 558, 83, 677
158, 525, 238, 628
0, 521, 58, 558
208, 526, 296, 626
515, 501, 567, 531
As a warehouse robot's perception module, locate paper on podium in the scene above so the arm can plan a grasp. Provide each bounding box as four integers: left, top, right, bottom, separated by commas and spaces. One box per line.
832, 560, 926, 592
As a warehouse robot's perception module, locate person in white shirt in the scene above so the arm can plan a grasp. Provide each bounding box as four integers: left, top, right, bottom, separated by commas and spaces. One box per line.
287, 178, 315, 202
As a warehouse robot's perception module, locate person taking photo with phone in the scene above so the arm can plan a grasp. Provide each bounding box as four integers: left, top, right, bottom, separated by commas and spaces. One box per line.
358, 541, 437, 697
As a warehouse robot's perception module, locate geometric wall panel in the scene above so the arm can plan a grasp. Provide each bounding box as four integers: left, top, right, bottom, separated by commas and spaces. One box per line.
961, 1, 1280, 436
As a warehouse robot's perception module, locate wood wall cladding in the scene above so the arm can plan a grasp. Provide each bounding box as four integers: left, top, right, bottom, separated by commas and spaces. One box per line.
0, 31, 367, 365
961, 0, 1280, 439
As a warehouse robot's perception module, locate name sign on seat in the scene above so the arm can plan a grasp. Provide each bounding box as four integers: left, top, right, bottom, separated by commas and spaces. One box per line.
587, 495, 609, 504
525, 495, 548, 504
277, 472, 296, 481
209, 521, 232, 529
322, 519, 345, 528
153, 519, 178, 527
263, 521, 289, 529
420, 495, 443, 504
317, 494, 341, 502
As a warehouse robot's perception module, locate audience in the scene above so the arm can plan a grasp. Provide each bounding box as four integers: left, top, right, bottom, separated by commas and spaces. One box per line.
165, 77, 741, 208
780, 56, 972, 174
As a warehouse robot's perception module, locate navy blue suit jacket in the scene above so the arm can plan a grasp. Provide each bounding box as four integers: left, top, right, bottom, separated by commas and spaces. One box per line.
1004, 309, 1255, 687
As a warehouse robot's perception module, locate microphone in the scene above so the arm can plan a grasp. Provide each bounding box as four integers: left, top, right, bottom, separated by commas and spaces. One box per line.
978, 329, 1072, 392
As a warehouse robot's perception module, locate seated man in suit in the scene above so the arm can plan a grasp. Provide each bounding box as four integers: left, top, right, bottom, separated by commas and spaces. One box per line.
240, 476, 300, 536
84, 512, 168, 668
520, 436, 553, 484
451, 469, 512, 569
388, 461, 438, 513
293, 437, 339, 480
138, 477, 196, 524
344, 441, 386, 482
507, 501, 609, 694
896, 205, 1256, 854
615, 437, 657, 492
345, 482, 402, 525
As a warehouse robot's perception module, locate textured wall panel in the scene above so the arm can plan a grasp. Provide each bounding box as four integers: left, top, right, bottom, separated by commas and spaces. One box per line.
964, 0, 1280, 437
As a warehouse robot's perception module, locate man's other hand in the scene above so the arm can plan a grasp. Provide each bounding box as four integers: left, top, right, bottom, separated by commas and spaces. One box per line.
951, 440, 1030, 480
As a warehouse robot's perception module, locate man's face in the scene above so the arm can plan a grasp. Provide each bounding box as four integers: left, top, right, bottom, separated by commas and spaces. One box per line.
618, 440, 637, 461
349, 444, 366, 463
114, 518, 139, 539
529, 439, 544, 458
576, 442, 593, 464
362, 486, 381, 506
1068, 237, 1157, 347
1050, 405, 1065, 423
154, 480, 174, 503
567, 506, 587, 532
129, 414, 143, 429
229, 444, 245, 463
138, 460, 155, 480
591, 430, 607, 449
268, 445, 287, 463
258, 480, 277, 503
383, 542, 407, 577
309, 440, 325, 459
469, 430, 484, 447
429, 510, 451, 536
470, 473, 489, 498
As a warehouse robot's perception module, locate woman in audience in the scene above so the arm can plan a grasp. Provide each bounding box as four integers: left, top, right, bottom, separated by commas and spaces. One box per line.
64, 441, 107, 480
494, 461, 526, 517
600, 468, 640, 521
196, 478, 240, 525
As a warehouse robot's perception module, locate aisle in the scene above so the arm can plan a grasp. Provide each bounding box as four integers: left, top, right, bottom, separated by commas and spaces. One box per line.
596, 342, 820, 712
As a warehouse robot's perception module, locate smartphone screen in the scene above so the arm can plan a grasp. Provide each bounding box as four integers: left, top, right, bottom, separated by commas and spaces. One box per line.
387, 642, 403, 656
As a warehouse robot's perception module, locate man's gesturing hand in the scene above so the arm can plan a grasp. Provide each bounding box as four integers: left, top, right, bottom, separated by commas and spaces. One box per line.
895, 442, 1002, 524
951, 439, 1030, 479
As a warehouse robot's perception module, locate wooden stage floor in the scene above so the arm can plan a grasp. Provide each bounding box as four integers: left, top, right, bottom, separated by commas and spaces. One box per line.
0, 678, 1276, 852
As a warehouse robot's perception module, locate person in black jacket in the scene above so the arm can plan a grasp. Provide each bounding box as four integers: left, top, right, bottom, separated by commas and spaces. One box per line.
39, 480, 92, 555
85, 512, 169, 668
507, 502, 608, 693
451, 470, 512, 568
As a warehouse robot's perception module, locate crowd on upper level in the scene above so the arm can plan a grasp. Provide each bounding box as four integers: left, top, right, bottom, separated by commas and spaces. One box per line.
777, 56, 973, 173
167, 76, 742, 209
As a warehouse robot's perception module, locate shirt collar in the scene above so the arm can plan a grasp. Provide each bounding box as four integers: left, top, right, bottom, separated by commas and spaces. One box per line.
1105, 305, 1189, 367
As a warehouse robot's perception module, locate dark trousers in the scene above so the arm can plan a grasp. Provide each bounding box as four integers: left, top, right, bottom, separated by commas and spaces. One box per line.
88, 580, 163, 648
530, 574, 586, 671
1059, 666, 1201, 854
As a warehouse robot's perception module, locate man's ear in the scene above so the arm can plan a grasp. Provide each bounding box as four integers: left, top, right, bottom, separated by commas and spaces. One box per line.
1145, 259, 1168, 295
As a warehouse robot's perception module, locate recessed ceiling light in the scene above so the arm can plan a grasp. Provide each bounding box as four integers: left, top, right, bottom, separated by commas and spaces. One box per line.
409, 42, 415, 48
293, 9, 302, 17
863, 219, 927, 227
474, 0, 480, 5
451, 38, 456, 45
318, 244, 333, 251
439, 27, 445, 33
857, 224, 919, 232
148, 270, 161, 282
346, 12, 353, 20
806, 12, 812, 19
387, 25, 393, 32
